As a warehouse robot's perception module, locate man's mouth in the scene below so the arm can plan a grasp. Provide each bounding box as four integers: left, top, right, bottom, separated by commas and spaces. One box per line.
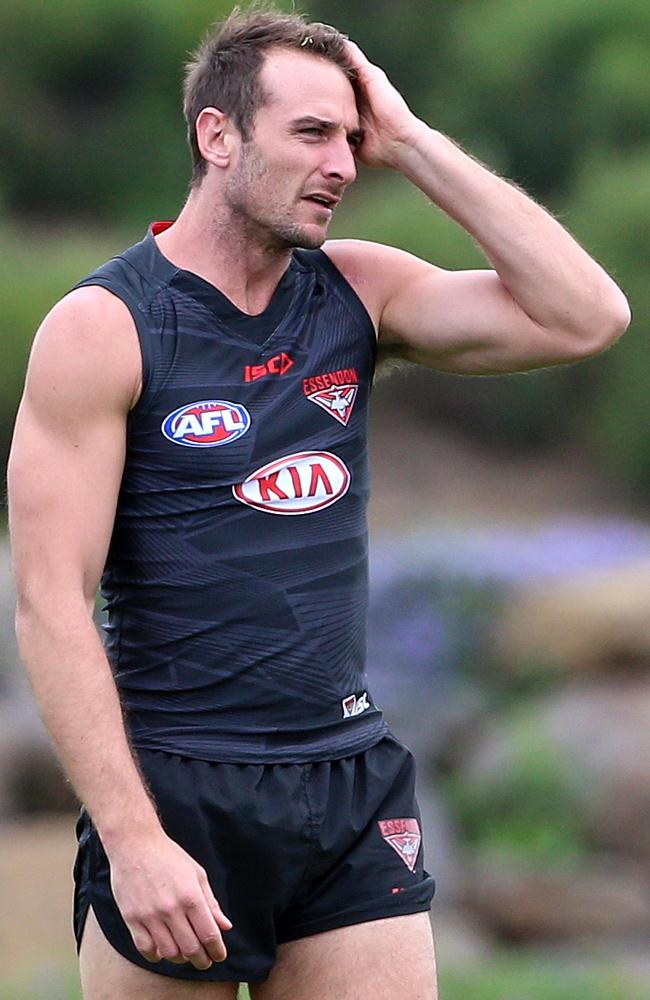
303, 193, 340, 212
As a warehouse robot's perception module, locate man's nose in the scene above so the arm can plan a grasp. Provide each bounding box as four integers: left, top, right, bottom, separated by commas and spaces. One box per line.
322, 136, 357, 186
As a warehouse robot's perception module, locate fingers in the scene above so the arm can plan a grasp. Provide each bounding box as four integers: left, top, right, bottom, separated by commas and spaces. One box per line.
147, 918, 188, 964
128, 914, 219, 971
186, 894, 229, 964
127, 896, 231, 969
111, 838, 233, 972
161, 914, 214, 970
127, 921, 161, 964
345, 38, 371, 67
198, 868, 233, 931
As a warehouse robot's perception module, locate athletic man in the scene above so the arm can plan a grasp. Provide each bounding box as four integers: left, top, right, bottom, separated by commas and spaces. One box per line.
8, 7, 629, 1000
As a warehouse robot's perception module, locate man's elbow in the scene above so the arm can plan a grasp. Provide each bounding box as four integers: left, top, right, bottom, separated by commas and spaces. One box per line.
599, 286, 632, 348
15, 595, 43, 649
567, 287, 632, 361
15, 589, 92, 650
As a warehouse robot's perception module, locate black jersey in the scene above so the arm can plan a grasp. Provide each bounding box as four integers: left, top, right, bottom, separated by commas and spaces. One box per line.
75, 222, 388, 763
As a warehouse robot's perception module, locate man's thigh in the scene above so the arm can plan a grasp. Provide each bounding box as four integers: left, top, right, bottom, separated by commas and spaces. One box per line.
249, 913, 438, 1000
79, 906, 239, 1000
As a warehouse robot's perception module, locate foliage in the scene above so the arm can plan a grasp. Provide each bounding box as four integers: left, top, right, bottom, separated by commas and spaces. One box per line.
567, 148, 650, 491
0, 0, 244, 221
440, 951, 648, 1000
443, 715, 591, 868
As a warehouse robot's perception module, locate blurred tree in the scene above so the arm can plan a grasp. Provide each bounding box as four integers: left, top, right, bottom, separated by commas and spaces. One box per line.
432, 0, 650, 196
0, 0, 236, 221
568, 149, 650, 491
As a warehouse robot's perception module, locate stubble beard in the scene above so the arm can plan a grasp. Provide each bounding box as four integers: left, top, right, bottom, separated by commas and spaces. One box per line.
223, 142, 328, 252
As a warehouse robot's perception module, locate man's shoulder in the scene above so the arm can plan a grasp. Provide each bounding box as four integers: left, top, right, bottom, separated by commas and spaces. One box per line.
322, 239, 416, 330
47, 283, 137, 338
31, 285, 142, 411
323, 237, 425, 271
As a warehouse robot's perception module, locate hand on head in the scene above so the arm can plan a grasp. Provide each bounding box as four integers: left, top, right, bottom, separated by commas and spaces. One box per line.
343, 39, 423, 169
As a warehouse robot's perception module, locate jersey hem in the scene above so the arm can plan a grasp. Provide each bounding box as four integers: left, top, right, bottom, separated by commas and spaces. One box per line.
131, 719, 390, 765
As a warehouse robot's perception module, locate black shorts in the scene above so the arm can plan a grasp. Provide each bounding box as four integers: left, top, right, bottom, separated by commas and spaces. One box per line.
73, 734, 435, 983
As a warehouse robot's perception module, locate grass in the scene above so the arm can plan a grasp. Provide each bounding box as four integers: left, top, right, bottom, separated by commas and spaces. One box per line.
440, 951, 648, 1000
0, 952, 646, 1000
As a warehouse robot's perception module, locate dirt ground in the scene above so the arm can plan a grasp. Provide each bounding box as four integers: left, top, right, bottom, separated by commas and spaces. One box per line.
367, 390, 637, 531
0, 814, 79, 991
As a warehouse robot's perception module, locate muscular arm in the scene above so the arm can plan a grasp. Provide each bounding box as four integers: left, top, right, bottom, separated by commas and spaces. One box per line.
327, 44, 630, 374
8, 288, 230, 968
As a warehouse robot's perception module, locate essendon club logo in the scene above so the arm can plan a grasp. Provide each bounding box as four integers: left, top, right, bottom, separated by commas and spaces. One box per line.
303, 368, 359, 426
161, 400, 251, 448
244, 353, 294, 383
378, 818, 421, 872
233, 451, 350, 515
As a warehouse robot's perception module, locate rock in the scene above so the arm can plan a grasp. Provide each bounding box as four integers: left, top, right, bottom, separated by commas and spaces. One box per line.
495, 560, 650, 674
457, 678, 650, 863
416, 779, 465, 906
430, 906, 494, 965
0, 701, 77, 817
534, 679, 650, 861
462, 852, 650, 942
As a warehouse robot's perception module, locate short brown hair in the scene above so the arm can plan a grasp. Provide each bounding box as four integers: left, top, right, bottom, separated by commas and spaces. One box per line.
183, 5, 356, 186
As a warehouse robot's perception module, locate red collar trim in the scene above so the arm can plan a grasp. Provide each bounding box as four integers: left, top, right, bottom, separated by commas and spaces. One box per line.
150, 220, 175, 236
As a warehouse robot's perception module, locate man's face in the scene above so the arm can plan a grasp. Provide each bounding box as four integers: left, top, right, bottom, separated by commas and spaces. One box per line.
223, 48, 361, 250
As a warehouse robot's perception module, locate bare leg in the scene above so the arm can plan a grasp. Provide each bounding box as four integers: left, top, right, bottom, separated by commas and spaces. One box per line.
79, 906, 239, 1000
250, 912, 438, 1000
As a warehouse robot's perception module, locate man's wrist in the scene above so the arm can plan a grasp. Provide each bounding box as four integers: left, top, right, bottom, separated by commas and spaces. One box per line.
94, 801, 163, 851
382, 118, 437, 172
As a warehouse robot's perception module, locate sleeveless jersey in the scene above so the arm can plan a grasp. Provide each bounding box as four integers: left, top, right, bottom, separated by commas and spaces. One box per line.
75, 222, 388, 763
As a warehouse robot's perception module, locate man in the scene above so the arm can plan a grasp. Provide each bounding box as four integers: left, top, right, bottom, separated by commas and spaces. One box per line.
8, 7, 629, 1000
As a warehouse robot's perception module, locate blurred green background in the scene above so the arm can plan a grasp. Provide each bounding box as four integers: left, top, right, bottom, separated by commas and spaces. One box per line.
2, 2, 650, 998
3, 0, 650, 488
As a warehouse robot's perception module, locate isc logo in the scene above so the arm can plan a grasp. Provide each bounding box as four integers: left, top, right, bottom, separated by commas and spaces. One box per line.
161, 400, 251, 448
244, 353, 294, 383
233, 451, 350, 515
342, 691, 370, 719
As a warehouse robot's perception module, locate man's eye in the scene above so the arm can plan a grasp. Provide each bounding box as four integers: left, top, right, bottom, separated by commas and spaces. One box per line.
301, 127, 323, 136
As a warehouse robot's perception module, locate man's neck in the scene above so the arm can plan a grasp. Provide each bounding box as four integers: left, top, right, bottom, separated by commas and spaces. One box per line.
154, 189, 294, 316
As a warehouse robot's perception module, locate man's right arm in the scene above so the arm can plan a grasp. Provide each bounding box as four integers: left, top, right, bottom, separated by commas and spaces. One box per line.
7, 287, 231, 969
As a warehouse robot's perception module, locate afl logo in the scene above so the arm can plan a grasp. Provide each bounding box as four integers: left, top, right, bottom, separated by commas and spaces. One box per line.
233, 451, 350, 515
161, 400, 251, 448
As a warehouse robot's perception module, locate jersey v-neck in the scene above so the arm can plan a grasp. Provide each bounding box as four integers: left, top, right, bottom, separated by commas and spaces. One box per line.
148, 221, 300, 348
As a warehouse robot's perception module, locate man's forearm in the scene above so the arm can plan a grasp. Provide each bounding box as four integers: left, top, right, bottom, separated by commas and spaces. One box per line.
390, 124, 630, 338
15, 599, 161, 847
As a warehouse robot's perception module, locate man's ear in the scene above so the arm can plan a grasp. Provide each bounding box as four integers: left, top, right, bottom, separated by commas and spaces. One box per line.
195, 107, 239, 170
